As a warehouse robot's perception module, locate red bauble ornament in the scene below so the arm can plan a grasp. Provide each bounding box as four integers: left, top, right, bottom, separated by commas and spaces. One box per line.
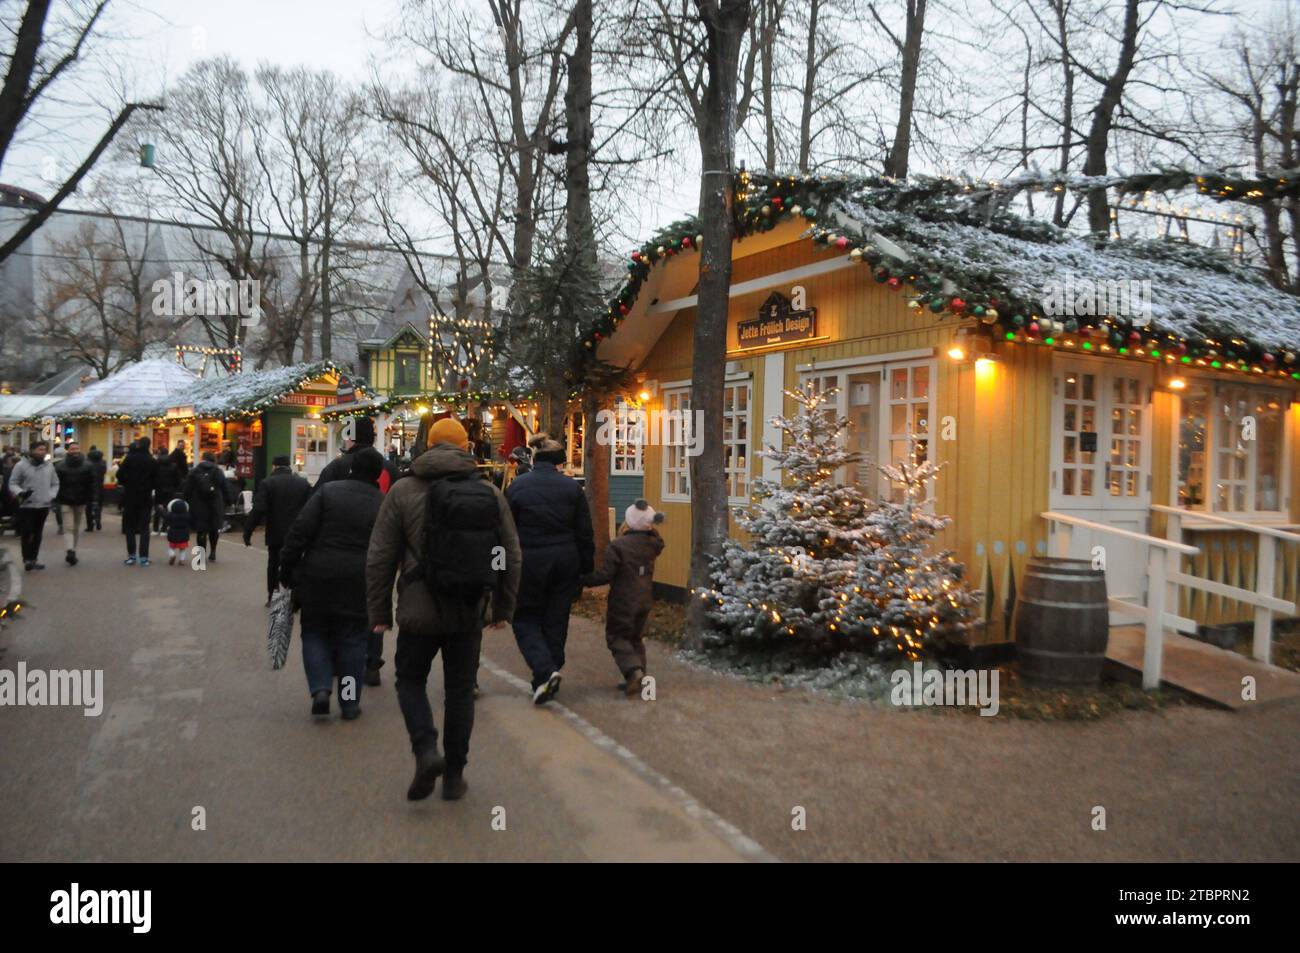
1080, 325, 1092, 337
950, 297, 966, 313
594, 333, 602, 342
619, 303, 629, 315
835, 236, 849, 249
887, 277, 901, 290
631, 252, 641, 262
1128, 330, 1142, 344
681, 236, 692, 248
1264, 352, 1276, 364
771, 196, 783, 208
1028, 322, 1040, 336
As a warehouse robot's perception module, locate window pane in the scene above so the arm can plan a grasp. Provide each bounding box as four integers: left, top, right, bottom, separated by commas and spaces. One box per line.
1177, 388, 1208, 509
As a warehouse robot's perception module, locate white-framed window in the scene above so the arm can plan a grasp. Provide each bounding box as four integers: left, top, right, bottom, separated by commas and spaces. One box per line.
660, 381, 752, 503
801, 355, 936, 500
610, 396, 645, 476
723, 381, 751, 500
565, 410, 584, 476
1177, 379, 1289, 515
662, 386, 692, 500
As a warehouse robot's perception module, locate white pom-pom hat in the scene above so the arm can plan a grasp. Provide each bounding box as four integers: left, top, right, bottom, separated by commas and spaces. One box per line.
625, 498, 665, 532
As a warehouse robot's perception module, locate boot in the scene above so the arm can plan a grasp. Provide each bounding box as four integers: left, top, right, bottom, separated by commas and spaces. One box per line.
625, 669, 646, 698
407, 748, 446, 801
364, 661, 382, 687
441, 769, 468, 801
311, 690, 330, 717
66, 549, 77, 565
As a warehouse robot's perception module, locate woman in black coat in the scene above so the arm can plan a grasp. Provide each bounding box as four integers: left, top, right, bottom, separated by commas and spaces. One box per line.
182, 451, 231, 560
115, 437, 159, 565
279, 447, 385, 720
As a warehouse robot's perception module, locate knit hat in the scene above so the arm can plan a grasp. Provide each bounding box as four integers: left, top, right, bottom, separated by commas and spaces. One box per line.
352, 416, 376, 446
428, 417, 470, 450
625, 499, 664, 532
528, 433, 564, 455
349, 447, 385, 484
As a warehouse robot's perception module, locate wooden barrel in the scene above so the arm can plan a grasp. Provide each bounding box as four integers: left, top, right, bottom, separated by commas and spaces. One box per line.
1014, 557, 1110, 686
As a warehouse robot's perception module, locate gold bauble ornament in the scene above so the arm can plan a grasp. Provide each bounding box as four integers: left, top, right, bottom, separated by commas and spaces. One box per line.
849, 247, 863, 262
981, 307, 998, 325
790, 205, 802, 217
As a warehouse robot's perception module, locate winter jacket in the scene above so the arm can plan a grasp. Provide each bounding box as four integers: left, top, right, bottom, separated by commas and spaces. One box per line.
505, 461, 595, 573
166, 498, 192, 545
316, 444, 397, 494
86, 449, 108, 493
115, 446, 159, 510
366, 443, 522, 635
10, 456, 59, 509
244, 466, 312, 547
54, 452, 97, 506
169, 447, 189, 481
154, 453, 184, 501
182, 459, 230, 532
281, 474, 384, 619
585, 529, 664, 612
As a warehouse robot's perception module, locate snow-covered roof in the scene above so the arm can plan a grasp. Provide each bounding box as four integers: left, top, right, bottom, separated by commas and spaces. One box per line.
44, 359, 198, 420
172, 361, 347, 419
591, 173, 1300, 379
0, 393, 62, 423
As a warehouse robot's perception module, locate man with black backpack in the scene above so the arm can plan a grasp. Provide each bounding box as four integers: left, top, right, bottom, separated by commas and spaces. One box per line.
366, 417, 521, 803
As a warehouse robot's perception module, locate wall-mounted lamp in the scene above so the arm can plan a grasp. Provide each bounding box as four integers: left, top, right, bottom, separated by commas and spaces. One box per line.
1167, 377, 1187, 391
949, 328, 997, 364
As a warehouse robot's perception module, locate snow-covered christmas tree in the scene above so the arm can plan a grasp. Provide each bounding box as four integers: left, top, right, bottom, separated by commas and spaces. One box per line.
702, 382, 874, 647
837, 445, 982, 659
703, 382, 979, 660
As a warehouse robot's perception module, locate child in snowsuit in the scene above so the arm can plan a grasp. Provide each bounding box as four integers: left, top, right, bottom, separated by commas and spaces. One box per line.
166, 497, 192, 566
584, 500, 665, 697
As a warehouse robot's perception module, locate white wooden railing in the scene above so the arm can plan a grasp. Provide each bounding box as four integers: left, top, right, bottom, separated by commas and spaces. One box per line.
1151, 504, 1300, 666
1042, 511, 1200, 690
1041, 508, 1300, 689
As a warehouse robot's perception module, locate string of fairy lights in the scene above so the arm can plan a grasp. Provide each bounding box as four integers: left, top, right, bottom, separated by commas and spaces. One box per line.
581, 170, 1300, 383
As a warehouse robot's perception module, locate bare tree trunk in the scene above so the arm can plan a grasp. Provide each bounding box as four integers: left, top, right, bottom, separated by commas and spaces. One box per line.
798, 0, 819, 173
564, 0, 611, 562
1083, 0, 1140, 237
686, 0, 749, 647
1052, 0, 1073, 227
874, 0, 927, 179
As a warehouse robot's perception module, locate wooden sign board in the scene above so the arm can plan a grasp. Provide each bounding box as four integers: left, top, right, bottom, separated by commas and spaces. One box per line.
736, 292, 817, 349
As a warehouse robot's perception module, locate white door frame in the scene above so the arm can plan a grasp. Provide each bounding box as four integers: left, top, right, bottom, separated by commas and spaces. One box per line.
1049, 354, 1154, 615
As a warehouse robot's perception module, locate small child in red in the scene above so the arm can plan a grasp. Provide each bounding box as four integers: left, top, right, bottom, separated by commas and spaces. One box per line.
166, 498, 191, 566
584, 500, 665, 697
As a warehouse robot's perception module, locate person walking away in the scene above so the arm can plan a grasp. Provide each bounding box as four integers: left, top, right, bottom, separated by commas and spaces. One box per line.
53, 441, 96, 565
244, 454, 311, 606
152, 447, 180, 535
582, 500, 666, 697
169, 441, 189, 482
85, 445, 107, 531
367, 417, 521, 801
183, 451, 230, 561
281, 448, 386, 721
316, 417, 397, 493
116, 437, 159, 566
505, 434, 594, 704
165, 497, 192, 566
10, 441, 59, 571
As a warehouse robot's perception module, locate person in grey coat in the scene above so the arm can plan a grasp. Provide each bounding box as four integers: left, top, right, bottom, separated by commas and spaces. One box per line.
10, 441, 60, 570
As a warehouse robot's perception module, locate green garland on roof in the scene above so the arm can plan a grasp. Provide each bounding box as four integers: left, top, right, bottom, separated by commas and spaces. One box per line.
581, 171, 1300, 381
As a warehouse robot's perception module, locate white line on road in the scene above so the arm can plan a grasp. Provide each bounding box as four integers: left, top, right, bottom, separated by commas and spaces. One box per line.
478, 656, 779, 864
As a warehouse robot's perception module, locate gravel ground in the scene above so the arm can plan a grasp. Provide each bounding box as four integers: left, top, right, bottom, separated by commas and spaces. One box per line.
483, 610, 1300, 862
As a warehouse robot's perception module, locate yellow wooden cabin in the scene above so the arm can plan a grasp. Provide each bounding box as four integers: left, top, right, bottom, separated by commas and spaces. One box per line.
590, 174, 1300, 661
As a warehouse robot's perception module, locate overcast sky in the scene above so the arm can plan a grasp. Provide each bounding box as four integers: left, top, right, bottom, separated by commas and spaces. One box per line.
1, 0, 1292, 252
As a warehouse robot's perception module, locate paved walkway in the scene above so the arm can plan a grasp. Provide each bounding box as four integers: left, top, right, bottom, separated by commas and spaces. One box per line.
2, 521, 1297, 861
0, 525, 755, 862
